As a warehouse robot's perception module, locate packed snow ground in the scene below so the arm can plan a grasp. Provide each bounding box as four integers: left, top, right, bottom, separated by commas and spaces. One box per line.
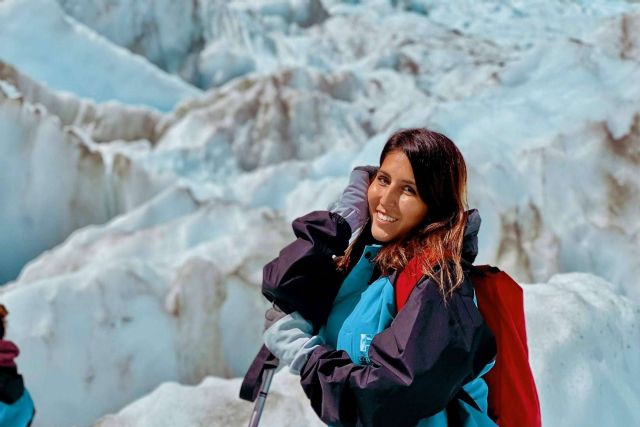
94, 273, 640, 427
0, 0, 639, 426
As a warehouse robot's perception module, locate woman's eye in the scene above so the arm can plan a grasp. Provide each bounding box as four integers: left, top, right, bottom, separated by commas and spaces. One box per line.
404, 186, 416, 194
377, 175, 389, 185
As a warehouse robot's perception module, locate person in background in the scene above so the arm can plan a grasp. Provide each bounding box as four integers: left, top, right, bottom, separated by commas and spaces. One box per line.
0, 304, 35, 427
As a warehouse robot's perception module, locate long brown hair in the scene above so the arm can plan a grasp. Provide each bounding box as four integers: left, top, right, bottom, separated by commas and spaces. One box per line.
336, 128, 470, 302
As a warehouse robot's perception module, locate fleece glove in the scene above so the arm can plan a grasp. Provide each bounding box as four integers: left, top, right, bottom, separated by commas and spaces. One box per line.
263, 311, 325, 375
330, 165, 378, 235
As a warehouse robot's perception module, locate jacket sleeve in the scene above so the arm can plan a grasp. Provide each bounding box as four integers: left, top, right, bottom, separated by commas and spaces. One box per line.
262, 210, 352, 328
299, 276, 497, 427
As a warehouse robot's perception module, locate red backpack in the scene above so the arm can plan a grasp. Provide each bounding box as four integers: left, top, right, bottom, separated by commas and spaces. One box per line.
396, 262, 542, 427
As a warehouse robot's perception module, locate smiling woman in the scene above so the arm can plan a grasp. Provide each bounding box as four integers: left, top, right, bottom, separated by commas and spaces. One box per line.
336, 128, 471, 302
261, 128, 497, 427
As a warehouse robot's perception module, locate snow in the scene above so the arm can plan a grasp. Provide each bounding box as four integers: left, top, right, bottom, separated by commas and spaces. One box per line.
0, 0, 200, 111
0, 83, 173, 284
56, 0, 202, 77
55, 0, 331, 88
97, 273, 640, 427
525, 273, 640, 426
94, 371, 324, 427
1, 190, 293, 426
393, 33, 640, 300
1, 0, 639, 426
0, 61, 165, 143
0, 91, 111, 284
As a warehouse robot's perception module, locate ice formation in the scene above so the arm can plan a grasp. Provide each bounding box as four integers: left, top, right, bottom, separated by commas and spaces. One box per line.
0, 0, 200, 110
0, 0, 638, 426
96, 273, 640, 427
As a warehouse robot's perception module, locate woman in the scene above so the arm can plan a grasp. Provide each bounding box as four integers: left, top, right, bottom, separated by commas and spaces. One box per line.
0, 304, 35, 427
263, 128, 497, 426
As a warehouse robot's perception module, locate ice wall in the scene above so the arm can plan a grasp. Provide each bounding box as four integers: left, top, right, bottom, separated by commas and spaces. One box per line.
95, 273, 640, 427
0, 0, 200, 111
0, 1, 639, 426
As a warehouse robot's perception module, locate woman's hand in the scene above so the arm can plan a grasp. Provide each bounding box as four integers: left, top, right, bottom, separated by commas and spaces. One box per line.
264, 303, 286, 331
331, 165, 378, 234
263, 311, 325, 375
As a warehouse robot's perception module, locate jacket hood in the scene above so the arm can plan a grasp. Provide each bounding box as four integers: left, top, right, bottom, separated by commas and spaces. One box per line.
462, 209, 481, 264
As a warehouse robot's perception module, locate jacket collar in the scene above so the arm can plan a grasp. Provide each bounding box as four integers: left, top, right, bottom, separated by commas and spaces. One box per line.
462, 209, 481, 264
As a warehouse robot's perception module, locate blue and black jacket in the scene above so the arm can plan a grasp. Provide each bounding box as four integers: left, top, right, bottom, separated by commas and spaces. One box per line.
263, 210, 497, 427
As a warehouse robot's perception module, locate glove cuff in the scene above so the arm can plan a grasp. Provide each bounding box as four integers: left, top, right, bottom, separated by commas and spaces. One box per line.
289, 335, 325, 375
264, 311, 316, 369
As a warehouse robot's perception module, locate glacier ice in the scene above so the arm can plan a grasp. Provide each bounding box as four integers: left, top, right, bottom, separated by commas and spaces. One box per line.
1, 1, 639, 426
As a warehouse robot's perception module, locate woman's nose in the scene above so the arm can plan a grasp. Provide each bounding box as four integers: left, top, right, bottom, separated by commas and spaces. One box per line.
379, 187, 398, 208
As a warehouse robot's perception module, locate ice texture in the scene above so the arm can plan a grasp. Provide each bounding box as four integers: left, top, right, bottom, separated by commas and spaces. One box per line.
1, 0, 639, 426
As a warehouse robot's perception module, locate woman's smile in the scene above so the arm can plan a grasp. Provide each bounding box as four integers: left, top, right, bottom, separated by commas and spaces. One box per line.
375, 210, 398, 224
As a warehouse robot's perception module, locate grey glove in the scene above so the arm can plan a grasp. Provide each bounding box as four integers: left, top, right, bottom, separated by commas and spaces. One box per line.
264, 303, 286, 331
263, 311, 325, 375
330, 165, 379, 234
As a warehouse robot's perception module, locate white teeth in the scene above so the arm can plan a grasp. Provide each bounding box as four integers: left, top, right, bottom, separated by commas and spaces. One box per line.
377, 212, 397, 222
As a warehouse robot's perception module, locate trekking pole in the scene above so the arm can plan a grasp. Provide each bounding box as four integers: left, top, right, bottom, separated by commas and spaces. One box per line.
247, 358, 279, 427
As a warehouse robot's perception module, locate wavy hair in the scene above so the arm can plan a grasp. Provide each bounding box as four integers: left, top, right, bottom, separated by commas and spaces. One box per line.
336, 128, 470, 302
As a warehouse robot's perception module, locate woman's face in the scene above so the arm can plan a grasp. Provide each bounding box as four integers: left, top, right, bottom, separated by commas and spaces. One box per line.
368, 150, 429, 243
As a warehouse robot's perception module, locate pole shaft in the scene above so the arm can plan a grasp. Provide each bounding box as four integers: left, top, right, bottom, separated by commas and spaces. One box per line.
247, 367, 277, 427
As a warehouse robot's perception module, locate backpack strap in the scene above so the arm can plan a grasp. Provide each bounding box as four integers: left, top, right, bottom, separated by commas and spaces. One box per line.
461, 259, 500, 276
239, 344, 278, 402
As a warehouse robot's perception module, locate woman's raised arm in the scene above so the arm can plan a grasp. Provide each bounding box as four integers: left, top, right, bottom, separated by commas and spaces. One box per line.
262, 210, 351, 328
